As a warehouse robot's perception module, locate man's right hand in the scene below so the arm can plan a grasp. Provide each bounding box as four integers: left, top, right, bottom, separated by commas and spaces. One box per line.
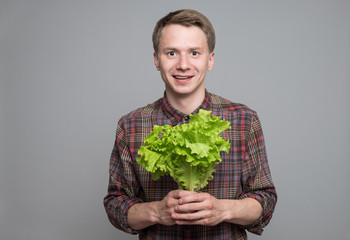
128, 190, 194, 230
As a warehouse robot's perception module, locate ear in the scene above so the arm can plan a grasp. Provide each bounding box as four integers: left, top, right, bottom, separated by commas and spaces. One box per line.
207, 52, 215, 71
153, 52, 160, 71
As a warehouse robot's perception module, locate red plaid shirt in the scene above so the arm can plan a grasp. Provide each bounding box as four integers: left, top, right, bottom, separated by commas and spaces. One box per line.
104, 90, 277, 240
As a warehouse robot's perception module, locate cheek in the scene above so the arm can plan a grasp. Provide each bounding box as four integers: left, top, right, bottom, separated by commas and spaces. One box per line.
197, 63, 210, 73
160, 62, 176, 73
159, 66, 172, 81
192, 58, 210, 71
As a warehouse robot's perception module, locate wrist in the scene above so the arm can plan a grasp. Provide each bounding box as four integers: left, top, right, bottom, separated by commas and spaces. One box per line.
149, 201, 162, 224
224, 198, 262, 226
220, 199, 236, 222
128, 201, 160, 230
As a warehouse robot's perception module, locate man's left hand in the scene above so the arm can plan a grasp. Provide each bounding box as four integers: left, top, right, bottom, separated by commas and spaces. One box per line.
171, 191, 226, 226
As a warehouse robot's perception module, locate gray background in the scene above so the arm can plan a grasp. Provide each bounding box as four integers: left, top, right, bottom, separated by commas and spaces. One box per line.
1, 0, 349, 239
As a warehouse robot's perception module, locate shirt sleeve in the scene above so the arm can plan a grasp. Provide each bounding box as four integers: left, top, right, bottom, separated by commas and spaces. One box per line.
239, 112, 277, 235
103, 118, 144, 234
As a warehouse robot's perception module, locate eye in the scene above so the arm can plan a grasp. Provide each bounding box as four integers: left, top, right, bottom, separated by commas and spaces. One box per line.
167, 51, 176, 56
191, 51, 199, 56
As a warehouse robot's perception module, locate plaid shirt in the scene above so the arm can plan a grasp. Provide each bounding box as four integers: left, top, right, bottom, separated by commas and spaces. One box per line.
104, 90, 277, 240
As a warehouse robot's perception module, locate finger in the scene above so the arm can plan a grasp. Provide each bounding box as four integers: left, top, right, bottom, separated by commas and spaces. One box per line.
175, 218, 215, 226
175, 202, 204, 213
168, 189, 196, 199
172, 210, 212, 222
166, 189, 183, 199
165, 197, 178, 208
179, 192, 211, 205
175, 219, 204, 225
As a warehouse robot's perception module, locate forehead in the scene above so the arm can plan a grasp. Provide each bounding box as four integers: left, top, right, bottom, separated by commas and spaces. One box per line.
159, 24, 208, 49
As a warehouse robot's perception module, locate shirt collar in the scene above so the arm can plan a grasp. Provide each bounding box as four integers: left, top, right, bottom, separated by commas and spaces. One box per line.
161, 89, 212, 126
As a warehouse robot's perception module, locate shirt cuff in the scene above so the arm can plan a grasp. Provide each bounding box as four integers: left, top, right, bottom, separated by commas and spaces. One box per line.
116, 197, 145, 235
238, 194, 264, 235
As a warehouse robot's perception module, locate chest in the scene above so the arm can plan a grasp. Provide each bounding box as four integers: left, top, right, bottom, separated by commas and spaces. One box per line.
127, 114, 248, 200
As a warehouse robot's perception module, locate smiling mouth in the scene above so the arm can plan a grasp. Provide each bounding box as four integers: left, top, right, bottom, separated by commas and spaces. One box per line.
173, 75, 193, 80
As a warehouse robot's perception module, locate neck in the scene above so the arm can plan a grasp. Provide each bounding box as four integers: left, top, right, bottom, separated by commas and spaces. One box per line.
165, 88, 205, 115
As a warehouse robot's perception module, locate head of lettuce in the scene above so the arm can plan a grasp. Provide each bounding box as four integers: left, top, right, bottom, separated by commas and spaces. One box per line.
136, 109, 231, 192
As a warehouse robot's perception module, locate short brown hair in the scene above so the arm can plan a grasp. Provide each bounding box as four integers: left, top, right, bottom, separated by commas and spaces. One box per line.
152, 9, 216, 53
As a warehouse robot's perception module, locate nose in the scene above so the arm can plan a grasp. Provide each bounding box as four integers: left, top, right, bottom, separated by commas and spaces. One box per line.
176, 54, 190, 71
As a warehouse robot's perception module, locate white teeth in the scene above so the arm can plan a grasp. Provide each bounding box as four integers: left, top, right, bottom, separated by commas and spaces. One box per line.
174, 76, 191, 79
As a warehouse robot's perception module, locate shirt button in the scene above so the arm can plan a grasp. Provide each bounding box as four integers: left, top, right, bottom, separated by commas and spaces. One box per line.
184, 115, 190, 121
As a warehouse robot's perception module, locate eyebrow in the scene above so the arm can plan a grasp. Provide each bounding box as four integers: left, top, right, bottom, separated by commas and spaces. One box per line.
189, 47, 203, 51
162, 47, 204, 52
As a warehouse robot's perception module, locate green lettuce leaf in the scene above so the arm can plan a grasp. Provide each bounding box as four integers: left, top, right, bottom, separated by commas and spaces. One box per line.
136, 109, 231, 191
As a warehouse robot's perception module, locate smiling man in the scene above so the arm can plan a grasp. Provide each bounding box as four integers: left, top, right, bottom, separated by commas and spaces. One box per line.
154, 23, 214, 115
104, 9, 277, 240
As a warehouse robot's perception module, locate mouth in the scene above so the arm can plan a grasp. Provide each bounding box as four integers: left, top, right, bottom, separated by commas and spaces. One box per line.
173, 75, 193, 80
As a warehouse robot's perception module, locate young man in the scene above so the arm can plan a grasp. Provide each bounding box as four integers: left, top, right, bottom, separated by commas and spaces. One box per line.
104, 9, 277, 240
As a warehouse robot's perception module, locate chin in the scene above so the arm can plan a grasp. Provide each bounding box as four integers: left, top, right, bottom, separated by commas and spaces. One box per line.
172, 86, 204, 97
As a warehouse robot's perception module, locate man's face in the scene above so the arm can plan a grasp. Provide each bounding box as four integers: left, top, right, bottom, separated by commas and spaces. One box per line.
154, 24, 214, 98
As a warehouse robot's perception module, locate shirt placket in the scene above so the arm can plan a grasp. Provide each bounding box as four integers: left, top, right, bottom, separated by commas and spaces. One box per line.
183, 115, 190, 124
